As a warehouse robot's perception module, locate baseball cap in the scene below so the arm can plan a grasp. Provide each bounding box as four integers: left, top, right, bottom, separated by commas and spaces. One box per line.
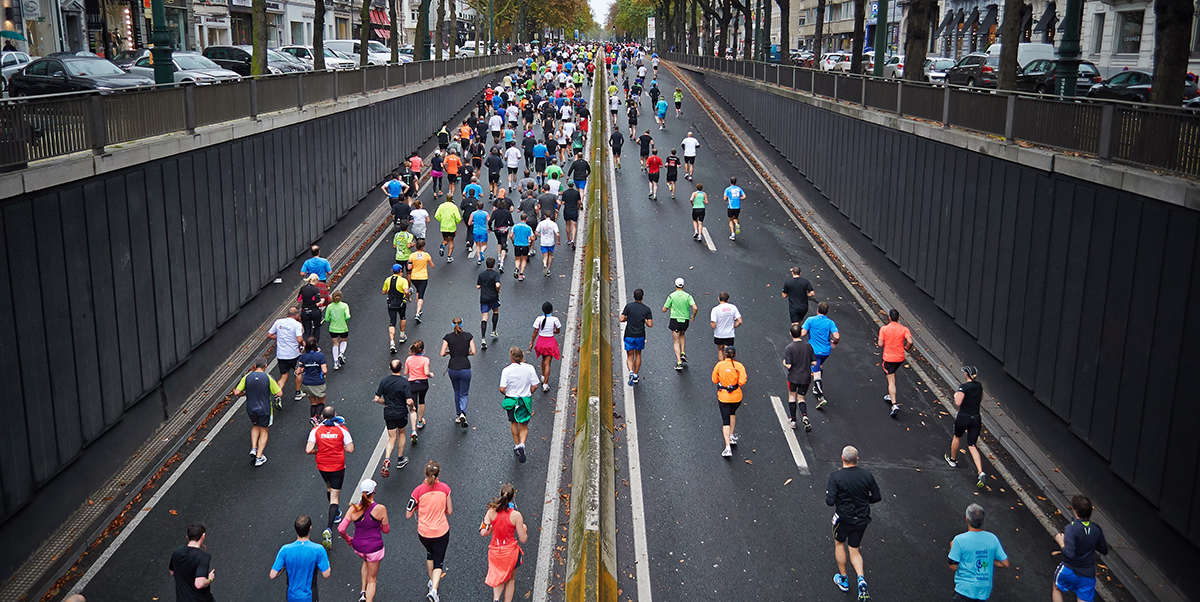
360, 479, 377, 495
392, 264, 402, 273
674, 277, 685, 288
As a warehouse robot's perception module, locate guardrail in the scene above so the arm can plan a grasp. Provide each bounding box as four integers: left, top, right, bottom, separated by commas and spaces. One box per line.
664, 52, 1200, 180
0, 53, 514, 172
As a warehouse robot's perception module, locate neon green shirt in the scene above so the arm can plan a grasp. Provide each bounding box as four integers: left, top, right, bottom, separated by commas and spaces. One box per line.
324, 301, 351, 333
435, 201, 462, 232
673, 90, 683, 102
393, 231, 414, 261
663, 290, 696, 321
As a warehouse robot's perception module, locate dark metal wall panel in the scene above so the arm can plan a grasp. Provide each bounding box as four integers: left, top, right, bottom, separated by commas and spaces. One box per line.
58, 189, 105, 442
124, 170, 160, 395
1069, 189, 1115, 446
104, 175, 144, 405
161, 161, 192, 365
1032, 182, 1071, 406
82, 180, 123, 425
1159, 252, 1200, 537
1017, 175, 1054, 388
1002, 171, 1036, 383
142, 165, 178, 374
0, 231, 34, 517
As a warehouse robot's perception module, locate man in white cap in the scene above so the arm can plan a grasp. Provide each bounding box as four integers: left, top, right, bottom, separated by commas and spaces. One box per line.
661, 278, 698, 371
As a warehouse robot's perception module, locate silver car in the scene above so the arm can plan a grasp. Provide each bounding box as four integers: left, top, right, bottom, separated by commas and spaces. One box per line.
1, 50, 33, 93
924, 57, 955, 84
127, 52, 241, 84
882, 55, 905, 79
280, 45, 357, 70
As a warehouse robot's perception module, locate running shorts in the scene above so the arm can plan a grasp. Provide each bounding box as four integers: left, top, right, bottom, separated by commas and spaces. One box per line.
385, 415, 408, 430
813, 354, 830, 371
727, 208, 741, 219
480, 301, 500, 314
668, 318, 690, 333
684, 156, 695, 164
648, 172, 659, 182
319, 469, 345, 490
834, 521, 867, 548
507, 166, 518, 174
883, 360, 903, 374
691, 208, 706, 222
514, 245, 530, 257
718, 401, 741, 426
301, 383, 327, 398
789, 307, 808, 324
441, 232, 456, 242
494, 231, 510, 250
953, 412, 982, 446
388, 306, 407, 326
675, 101, 682, 109
787, 380, 812, 394
329, 330, 348, 339
405, 280, 426, 299
629, 116, 638, 126
713, 337, 735, 347
1054, 564, 1097, 602
540, 245, 555, 254
419, 532, 451, 570
474, 232, 488, 243
612, 145, 622, 156
248, 409, 273, 428
277, 356, 299, 374
447, 173, 459, 183
623, 336, 645, 351
563, 210, 579, 222
489, 172, 501, 182
666, 171, 677, 182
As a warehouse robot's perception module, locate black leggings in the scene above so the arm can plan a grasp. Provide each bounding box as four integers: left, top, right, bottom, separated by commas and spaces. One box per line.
300, 308, 322, 341
719, 401, 741, 426
419, 531, 450, 570
411, 387, 427, 405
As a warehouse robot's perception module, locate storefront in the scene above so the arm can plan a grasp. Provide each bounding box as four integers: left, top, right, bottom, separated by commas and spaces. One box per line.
229, 0, 250, 44
195, 11, 230, 48
284, 0, 312, 45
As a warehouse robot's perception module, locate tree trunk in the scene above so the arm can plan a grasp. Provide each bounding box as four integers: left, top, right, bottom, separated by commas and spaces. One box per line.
1150, 0, 1195, 105
814, 0, 825, 60
777, 0, 789, 54
732, 0, 751, 58
416, 0, 430, 60
251, 0, 267, 75
850, 0, 865, 72
390, 0, 398, 63
314, 0, 327, 69
435, 0, 445, 60
690, 0, 698, 53
358, 0, 372, 67
996, 0, 1022, 88
718, 0, 732, 56
903, 0, 932, 80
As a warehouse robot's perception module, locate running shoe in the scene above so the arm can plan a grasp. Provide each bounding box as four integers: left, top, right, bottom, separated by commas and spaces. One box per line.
459, 414, 469, 428
545, 268, 551, 277
333, 360, 340, 371
439, 244, 445, 257
514, 271, 519, 279
397, 455, 410, 469
250, 447, 258, 456
671, 193, 675, 199
803, 416, 813, 432
735, 224, 741, 235
977, 472, 986, 489
398, 333, 407, 343
481, 340, 489, 351
729, 233, 736, 241
833, 573, 849, 592
359, 591, 367, 602
322, 528, 333, 550
542, 383, 550, 392
447, 256, 453, 263
944, 453, 957, 468
498, 265, 504, 274
427, 590, 439, 602
816, 398, 827, 410
333, 510, 343, 524
519, 274, 525, 281
890, 403, 900, 418
381, 458, 390, 478
788, 418, 796, 429
516, 446, 527, 463
417, 418, 426, 429
491, 330, 498, 338
415, 312, 423, 323
477, 257, 483, 265
631, 373, 640, 383
390, 343, 397, 354
310, 416, 320, 427
339, 353, 346, 365
729, 433, 739, 446
721, 446, 732, 458
273, 395, 282, 410
857, 577, 870, 601
883, 394, 891, 401
254, 455, 267, 467
680, 353, 688, 364
675, 361, 683, 371
294, 390, 304, 401
628, 372, 636, 386
411, 431, 419, 445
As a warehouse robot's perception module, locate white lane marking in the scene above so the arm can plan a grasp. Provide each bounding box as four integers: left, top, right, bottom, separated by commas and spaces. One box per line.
608, 74, 654, 602
769, 395, 810, 475
349, 428, 390, 506
700, 227, 716, 252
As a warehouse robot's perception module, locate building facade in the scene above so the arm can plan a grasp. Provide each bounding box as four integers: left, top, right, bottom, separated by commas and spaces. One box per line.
1081, 0, 1200, 77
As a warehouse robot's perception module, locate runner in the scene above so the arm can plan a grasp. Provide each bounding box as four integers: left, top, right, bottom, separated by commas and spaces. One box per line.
609, 93, 622, 128
407, 241, 433, 324
689, 183, 708, 240
433, 195, 461, 262
944, 366, 987, 489
296, 337, 328, 426
724, 176, 745, 241
674, 87, 684, 117
709, 292, 743, 362
826, 445, 881, 601
619, 288, 654, 386
393, 220, 415, 277
459, 189, 480, 257
532, 137, 548, 183
655, 95, 669, 130
404, 341, 432, 432
441, 318, 476, 428
801, 302, 840, 409
486, 148, 504, 198
948, 504, 1010, 602
381, 171, 408, 204
645, 149, 662, 200
300, 244, 332, 283
609, 122, 624, 170
681, 131, 699, 181
444, 150, 463, 198
269, 515, 331, 602
782, 266, 816, 326
374, 358, 415, 477
306, 406, 354, 550
429, 151, 445, 196
298, 274, 325, 342
488, 199, 514, 273
408, 461, 453, 602
504, 144, 523, 189
411, 200, 430, 244
662, 278, 698, 371
627, 98, 640, 140
567, 152, 590, 193
469, 201, 490, 265
711, 346, 748, 458
637, 129, 655, 171
510, 216, 535, 281
382, 265, 411, 353
535, 211, 560, 277
232, 359, 279, 467
267, 307, 305, 404
561, 181, 581, 248
499, 347, 540, 462
1053, 495, 1108, 602
337, 479, 389, 602
783, 323, 818, 432
481, 484, 528, 602
877, 309, 914, 418
168, 524, 215, 602
477, 257, 502, 348
528, 302, 562, 393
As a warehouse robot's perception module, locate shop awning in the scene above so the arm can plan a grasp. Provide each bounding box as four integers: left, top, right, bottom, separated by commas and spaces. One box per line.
369, 9, 389, 26
1021, 3, 1033, 31
374, 27, 391, 40
979, 4, 998, 31
1032, 2, 1056, 33
961, 7, 980, 34
941, 9, 962, 38
934, 10, 955, 37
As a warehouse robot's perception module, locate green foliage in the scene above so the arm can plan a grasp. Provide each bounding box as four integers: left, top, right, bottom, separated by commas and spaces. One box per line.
611, 0, 655, 37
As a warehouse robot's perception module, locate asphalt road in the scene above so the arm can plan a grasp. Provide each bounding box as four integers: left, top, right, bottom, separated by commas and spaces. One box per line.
608, 63, 1066, 601
73, 91, 585, 601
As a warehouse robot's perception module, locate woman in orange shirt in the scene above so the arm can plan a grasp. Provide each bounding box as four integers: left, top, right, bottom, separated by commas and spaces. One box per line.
444, 150, 463, 198
711, 346, 748, 458
480, 483, 527, 602
408, 461, 452, 602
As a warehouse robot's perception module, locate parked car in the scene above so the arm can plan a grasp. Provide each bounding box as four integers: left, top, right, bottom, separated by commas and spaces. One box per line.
201, 45, 305, 76
1, 50, 33, 94
860, 50, 881, 74
821, 52, 851, 72
985, 42, 1055, 69
324, 39, 391, 65
279, 45, 356, 70
7, 56, 153, 96
924, 56, 955, 84
882, 54, 904, 78
1085, 70, 1199, 104
111, 48, 150, 69
126, 51, 241, 84
1186, 95, 1200, 109
1014, 59, 1101, 94
944, 53, 999, 88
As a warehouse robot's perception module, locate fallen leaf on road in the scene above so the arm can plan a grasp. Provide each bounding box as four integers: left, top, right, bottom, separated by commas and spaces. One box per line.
744, 460, 752, 464
169, 509, 178, 515
783, 478, 792, 486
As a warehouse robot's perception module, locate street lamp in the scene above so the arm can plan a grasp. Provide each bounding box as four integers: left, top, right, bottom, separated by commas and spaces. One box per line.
149, 0, 174, 85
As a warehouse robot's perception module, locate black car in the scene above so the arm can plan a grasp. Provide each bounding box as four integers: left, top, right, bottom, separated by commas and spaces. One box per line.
111, 48, 151, 69
944, 53, 999, 88
1015, 59, 1102, 94
7, 56, 154, 96
1085, 69, 1199, 104
201, 45, 304, 76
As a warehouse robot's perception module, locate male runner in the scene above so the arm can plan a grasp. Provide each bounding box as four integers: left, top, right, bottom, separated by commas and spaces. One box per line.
627, 99, 640, 140
783, 323, 818, 431
434, 195, 462, 261
477, 257, 502, 347
489, 198, 514, 273
393, 219, 415, 275
664, 149, 681, 199
801, 302, 840, 409
609, 93, 622, 128
382, 264, 410, 352
945, 366, 987, 489
267, 307, 305, 404
1053, 495, 1109, 602
674, 87, 684, 117
681, 132, 699, 181
300, 244, 332, 282
511, 216, 535, 281
536, 211, 560, 277
269, 515, 331, 601
689, 183, 708, 240
468, 201, 490, 265
381, 171, 408, 203
826, 445, 881, 601
709, 292, 743, 361
306, 406, 354, 550
637, 130, 655, 171
232, 359, 280, 466
619, 288, 654, 385
609, 126, 624, 170
662, 278, 698, 371
948, 504, 1010, 601
646, 149, 663, 200
655, 96, 669, 130
504, 144, 523, 189
877, 309, 914, 418
782, 266, 816, 325
561, 181, 582, 248
406, 240, 433, 323
724, 176, 745, 241
568, 152, 590, 192
485, 147, 504, 198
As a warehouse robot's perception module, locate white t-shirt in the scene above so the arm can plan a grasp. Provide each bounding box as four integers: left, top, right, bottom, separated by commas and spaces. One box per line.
505, 146, 523, 168
560, 104, 573, 120
505, 105, 519, 123
546, 178, 562, 194
637, 66, 647, 78
710, 303, 742, 339
562, 121, 576, 140
269, 317, 304, 360
409, 208, 429, 238
499, 362, 540, 398
536, 219, 559, 246
609, 95, 621, 111
489, 114, 503, 132
532, 314, 562, 337
681, 137, 700, 157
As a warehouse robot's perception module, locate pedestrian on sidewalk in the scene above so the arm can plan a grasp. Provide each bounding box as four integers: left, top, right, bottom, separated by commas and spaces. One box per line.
662, 278, 698, 371
782, 266, 816, 326
801, 302, 840, 410
300, 244, 332, 283
646, 149, 662, 200
169, 523, 215, 602
481, 484, 528, 602
441, 318, 476, 428
408, 461, 453, 602
435, 195, 462, 262
382, 266, 411, 354
681, 132, 699, 181
270, 515, 331, 602
709, 292, 743, 362
826, 445, 881, 601
500, 347, 540, 462
326, 291, 351, 371
407, 242, 433, 324
944, 366, 987, 489
307, 406, 354, 550
404, 341, 432, 431
535, 212, 560, 277
783, 323, 818, 432
338, 479, 390, 602
948, 503, 1010, 601
529, 302, 562, 393
723, 177, 745, 241
268, 307, 305, 404
712, 346, 748, 458
232, 359, 280, 467
620, 288, 654, 386
298, 274, 325, 342
1053, 495, 1108, 602
375, 358, 415, 478
877, 309, 913, 418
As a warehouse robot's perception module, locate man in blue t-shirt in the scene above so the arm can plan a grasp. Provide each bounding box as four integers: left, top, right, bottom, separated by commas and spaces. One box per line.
655, 98, 669, 130
380, 172, 406, 201
510, 219, 535, 281
948, 504, 1009, 601
801, 302, 839, 408
300, 245, 332, 282
468, 201, 490, 265
271, 515, 331, 602
723, 176, 746, 241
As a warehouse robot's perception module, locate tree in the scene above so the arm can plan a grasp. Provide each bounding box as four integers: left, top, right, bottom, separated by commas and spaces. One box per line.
1150, 0, 1195, 105
813, 0, 825, 59
416, 0, 430, 60
849, 0, 865, 72
314, 0, 327, 70
731, 0, 751, 58
358, 0, 373, 67
435, 0, 446, 60
251, 0, 267, 75
390, 0, 398, 63
903, 0, 933, 80
996, 0, 1022, 88
776, 0, 790, 55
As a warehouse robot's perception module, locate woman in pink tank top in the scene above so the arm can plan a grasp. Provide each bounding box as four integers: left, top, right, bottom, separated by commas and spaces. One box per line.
480, 483, 528, 602
338, 479, 389, 602
407, 460, 452, 601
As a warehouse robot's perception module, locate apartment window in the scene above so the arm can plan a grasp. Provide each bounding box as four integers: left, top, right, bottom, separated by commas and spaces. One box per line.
1091, 13, 1104, 54
799, 12, 807, 26
1114, 10, 1143, 54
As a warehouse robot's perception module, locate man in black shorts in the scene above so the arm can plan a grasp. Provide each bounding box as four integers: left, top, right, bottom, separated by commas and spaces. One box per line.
627, 97, 640, 140
664, 149, 681, 199
489, 199, 513, 272
306, 405, 354, 549
637, 130, 655, 171
782, 266, 816, 325
826, 445, 881, 601
945, 366, 987, 488
609, 127, 624, 170
374, 359, 415, 476
782, 324, 817, 432
561, 181, 582, 247
485, 147, 504, 198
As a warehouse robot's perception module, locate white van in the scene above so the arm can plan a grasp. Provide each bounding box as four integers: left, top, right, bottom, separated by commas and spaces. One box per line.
324, 39, 391, 66
986, 42, 1056, 68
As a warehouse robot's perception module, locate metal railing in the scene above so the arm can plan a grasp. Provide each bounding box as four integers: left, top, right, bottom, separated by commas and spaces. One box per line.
664, 52, 1200, 179
0, 53, 514, 171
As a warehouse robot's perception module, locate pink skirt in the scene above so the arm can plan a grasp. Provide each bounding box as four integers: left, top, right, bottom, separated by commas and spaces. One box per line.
534, 335, 560, 360
355, 547, 386, 562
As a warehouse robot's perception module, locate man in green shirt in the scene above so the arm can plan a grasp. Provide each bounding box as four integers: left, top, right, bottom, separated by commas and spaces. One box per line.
662, 278, 698, 371
433, 195, 462, 262
393, 222, 415, 275
324, 290, 351, 370
544, 161, 564, 183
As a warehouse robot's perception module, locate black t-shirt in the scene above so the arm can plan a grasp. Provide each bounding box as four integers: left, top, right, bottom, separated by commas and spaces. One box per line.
375, 374, 413, 420
957, 381, 983, 416
577, 106, 591, 120
638, 134, 653, 153
489, 207, 514, 232
546, 138, 559, 155
782, 277, 815, 313
486, 154, 503, 172
492, 197, 514, 211
477, 269, 501, 304
443, 331, 473, 370
621, 302, 653, 338
783, 340, 815, 384
825, 466, 881, 525
391, 200, 412, 224
298, 284, 321, 311
568, 160, 591, 180
665, 156, 680, 174
522, 136, 537, 154
561, 188, 582, 212
169, 545, 215, 602
609, 131, 624, 149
